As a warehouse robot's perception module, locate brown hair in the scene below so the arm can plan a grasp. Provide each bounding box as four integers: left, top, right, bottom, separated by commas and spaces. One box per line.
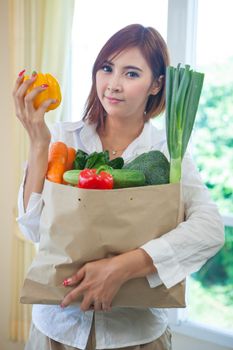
82, 24, 170, 128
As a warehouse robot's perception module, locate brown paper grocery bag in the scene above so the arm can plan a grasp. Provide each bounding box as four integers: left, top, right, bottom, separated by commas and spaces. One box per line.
20, 179, 185, 308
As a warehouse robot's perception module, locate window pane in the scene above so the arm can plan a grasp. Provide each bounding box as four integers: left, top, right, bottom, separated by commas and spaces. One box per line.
189, 226, 233, 334
71, 0, 168, 121
193, 0, 233, 216
189, 0, 233, 335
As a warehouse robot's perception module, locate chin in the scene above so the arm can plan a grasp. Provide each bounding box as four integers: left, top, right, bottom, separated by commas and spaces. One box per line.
104, 109, 124, 119
106, 111, 127, 118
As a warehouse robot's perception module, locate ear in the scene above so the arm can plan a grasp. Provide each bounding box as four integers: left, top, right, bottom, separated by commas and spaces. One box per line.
149, 75, 164, 95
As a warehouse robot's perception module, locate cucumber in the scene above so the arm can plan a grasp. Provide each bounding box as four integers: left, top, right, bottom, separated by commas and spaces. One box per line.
111, 169, 145, 188
63, 170, 81, 185
63, 168, 145, 188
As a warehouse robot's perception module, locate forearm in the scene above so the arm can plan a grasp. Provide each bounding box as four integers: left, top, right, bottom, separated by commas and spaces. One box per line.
112, 248, 157, 283
23, 145, 49, 211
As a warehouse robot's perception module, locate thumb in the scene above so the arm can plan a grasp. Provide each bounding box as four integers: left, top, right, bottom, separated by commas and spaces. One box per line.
37, 99, 57, 114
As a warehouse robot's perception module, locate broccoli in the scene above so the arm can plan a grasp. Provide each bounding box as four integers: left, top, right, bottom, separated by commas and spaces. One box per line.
123, 150, 170, 185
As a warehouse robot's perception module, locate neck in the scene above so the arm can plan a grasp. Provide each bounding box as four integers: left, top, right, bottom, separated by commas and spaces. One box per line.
97, 115, 145, 157
100, 116, 144, 143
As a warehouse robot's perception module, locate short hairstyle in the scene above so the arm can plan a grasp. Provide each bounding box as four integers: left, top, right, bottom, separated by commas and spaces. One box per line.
82, 24, 170, 128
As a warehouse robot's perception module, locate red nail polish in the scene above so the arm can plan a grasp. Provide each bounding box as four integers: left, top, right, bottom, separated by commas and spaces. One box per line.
41, 84, 49, 89
31, 70, 37, 77
63, 279, 69, 286
18, 69, 26, 77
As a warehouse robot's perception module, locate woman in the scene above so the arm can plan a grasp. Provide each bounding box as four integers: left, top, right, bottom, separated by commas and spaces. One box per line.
13, 24, 224, 350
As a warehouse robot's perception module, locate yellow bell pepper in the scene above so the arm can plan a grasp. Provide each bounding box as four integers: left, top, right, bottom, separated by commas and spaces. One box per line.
24, 72, 62, 111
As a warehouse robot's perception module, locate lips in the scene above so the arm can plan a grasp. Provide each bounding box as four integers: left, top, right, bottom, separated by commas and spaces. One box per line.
105, 96, 124, 102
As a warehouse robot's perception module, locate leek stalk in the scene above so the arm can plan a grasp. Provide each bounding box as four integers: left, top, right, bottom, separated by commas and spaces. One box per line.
165, 64, 204, 183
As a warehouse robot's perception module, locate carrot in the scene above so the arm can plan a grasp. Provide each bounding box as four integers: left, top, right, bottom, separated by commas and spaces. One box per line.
46, 142, 68, 184
62, 147, 77, 185
66, 147, 76, 171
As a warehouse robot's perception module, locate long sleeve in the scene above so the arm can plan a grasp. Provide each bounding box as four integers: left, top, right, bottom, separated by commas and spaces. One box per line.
141, 152, 225, 289
16, 165, 44, 243
15, 123, 64, 242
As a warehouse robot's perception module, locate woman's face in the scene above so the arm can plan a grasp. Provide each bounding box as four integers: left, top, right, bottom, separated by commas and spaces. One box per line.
96, 47, 159, 122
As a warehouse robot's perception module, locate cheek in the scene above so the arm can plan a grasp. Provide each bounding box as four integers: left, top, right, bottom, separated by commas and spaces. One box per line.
127, 82, 151, 101
96, 82, 101, 99
96, 72, 108, 89
97, 84, 110, 104
96, 73, 101, 94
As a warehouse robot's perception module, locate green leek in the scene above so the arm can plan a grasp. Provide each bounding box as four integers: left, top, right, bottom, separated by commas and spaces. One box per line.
165, 64, 204, 183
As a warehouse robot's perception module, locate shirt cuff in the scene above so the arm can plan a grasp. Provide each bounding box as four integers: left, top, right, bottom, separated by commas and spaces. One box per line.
16, 192, 44, 242
140, 237, 186, 289
145, 271, 163, 288
26, 192, 43, 212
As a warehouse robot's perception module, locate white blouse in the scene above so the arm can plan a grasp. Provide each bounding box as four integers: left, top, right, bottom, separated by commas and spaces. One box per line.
17, 119, 224, 349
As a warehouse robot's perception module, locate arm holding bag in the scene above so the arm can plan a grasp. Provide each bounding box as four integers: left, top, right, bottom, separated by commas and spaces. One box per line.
20, 180, 185, 308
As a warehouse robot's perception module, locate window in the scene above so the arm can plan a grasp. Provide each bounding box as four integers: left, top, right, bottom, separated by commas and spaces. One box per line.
188, 0, 233, 336
167, 0, 233, 347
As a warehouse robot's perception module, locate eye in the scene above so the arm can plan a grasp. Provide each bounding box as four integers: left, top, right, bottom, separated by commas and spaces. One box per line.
126, 71, 140, 78
101, 64, 112, 73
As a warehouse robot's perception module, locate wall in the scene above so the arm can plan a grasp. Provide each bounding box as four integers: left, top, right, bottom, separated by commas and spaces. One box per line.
0, 0, 23, 349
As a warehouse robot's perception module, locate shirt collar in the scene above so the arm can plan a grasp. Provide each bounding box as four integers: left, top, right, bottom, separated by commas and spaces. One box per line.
80, 120, 156, 157
61, 119, 166, 160
59, 120, 85, 131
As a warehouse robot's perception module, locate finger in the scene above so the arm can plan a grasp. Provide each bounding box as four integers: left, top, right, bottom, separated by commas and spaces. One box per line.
63, 267, 85, 287
14, 71, 37, 99
61, 283, 86, 308
101, 302, 112, 312
36, 98, 58, 115
80, 295, 95, 312
14, 73, 38, 114
12, 69, 26, 96
24, 84, 50, 115
13, 70, 28, 118
93, 300, 102, 312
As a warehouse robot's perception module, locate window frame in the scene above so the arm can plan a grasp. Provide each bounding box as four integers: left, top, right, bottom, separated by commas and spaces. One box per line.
167, 0, 233, 347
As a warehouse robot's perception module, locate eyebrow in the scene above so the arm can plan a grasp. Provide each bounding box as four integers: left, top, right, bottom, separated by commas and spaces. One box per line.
104, 60, 143, 72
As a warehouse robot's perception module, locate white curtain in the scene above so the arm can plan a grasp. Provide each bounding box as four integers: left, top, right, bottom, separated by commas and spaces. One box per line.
9, 0, 75, 342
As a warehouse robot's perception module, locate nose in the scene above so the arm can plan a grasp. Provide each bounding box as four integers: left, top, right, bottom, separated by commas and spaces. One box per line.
107, 86, 120, 93
107, 74, 122, 93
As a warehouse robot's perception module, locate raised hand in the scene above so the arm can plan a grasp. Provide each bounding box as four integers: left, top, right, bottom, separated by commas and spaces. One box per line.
12, 70, 56, 148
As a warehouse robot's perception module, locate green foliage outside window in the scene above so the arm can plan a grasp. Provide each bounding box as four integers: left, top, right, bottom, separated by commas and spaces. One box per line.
192, 225, 233, 292
193, 59, 233, 215
189, 58, 233, 332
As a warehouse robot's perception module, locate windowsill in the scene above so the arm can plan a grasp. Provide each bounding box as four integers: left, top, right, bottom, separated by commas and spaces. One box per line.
171, 320, 233, 349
